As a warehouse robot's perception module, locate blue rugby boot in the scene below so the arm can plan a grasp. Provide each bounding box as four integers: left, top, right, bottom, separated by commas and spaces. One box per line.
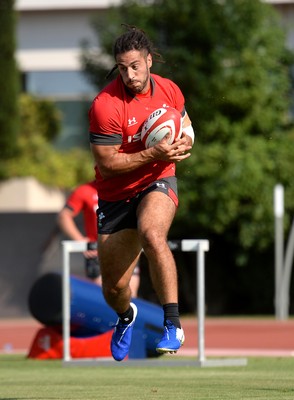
156, 320, 185, 354
111, 302, 138, 361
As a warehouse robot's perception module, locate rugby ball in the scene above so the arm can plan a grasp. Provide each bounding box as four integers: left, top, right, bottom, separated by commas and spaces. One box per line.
141, 107, 182, 149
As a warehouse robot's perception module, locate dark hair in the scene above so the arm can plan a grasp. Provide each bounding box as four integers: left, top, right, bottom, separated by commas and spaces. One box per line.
113, 25, 154, 58
106, 25, 163, 79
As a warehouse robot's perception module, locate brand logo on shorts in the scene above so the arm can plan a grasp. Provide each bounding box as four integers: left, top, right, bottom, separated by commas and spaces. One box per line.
98, 212, 105, 228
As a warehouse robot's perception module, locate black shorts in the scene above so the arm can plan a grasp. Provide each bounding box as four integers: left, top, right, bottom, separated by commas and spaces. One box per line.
97, 176, 178, 234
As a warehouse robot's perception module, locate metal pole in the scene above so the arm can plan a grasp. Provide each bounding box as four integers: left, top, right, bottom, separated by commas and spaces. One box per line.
61, 241, 90, 363
62, 241, 71, 362
197, 242, 206, 363
280, 218, 294, 319
181, 240, 209, 363
274, 184, 284, 320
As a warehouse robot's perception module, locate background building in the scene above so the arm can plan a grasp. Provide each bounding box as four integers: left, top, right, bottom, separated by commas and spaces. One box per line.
15, 0, 121, 149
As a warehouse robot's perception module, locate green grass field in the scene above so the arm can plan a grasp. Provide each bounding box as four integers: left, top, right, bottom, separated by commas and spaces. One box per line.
0, 355, 294, 399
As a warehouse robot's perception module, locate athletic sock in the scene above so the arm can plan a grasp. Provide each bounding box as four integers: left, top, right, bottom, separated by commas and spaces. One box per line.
163, 303, 181, 329
117, 305, 134, 324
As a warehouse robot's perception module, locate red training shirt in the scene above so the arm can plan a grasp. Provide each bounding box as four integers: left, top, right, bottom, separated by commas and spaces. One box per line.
65, 181, 98, 242
89, 73, 185, 201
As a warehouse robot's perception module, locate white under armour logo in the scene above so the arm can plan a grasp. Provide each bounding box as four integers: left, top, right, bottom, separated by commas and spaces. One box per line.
128, 117, 138, 127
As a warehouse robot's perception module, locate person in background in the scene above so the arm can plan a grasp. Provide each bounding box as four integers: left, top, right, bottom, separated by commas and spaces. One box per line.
57, 180, 140, 295
89, 26, 195, 361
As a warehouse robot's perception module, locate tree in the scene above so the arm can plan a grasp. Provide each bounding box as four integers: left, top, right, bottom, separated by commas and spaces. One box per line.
82, 0, 294, 314
83, 0, 294, 245
0, 0, 19, 159
1, 94, 94, 188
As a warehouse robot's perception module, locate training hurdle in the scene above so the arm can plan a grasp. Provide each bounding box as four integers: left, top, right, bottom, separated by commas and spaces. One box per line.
62, 239, 247, 367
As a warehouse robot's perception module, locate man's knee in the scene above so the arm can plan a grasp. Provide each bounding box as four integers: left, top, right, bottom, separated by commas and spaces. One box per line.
140, 231, 168, 252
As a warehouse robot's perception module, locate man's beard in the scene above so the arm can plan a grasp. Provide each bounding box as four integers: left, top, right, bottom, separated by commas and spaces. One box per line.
129, 73, 149, 94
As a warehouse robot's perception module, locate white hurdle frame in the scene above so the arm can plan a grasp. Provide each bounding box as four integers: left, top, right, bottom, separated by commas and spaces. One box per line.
62, 239, 247, 367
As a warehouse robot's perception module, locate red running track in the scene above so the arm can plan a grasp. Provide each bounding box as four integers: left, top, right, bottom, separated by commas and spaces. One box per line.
0, 317, 294, 357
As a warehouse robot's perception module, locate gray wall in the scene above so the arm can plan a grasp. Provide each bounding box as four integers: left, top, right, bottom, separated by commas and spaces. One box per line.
0, 213, 85, 318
